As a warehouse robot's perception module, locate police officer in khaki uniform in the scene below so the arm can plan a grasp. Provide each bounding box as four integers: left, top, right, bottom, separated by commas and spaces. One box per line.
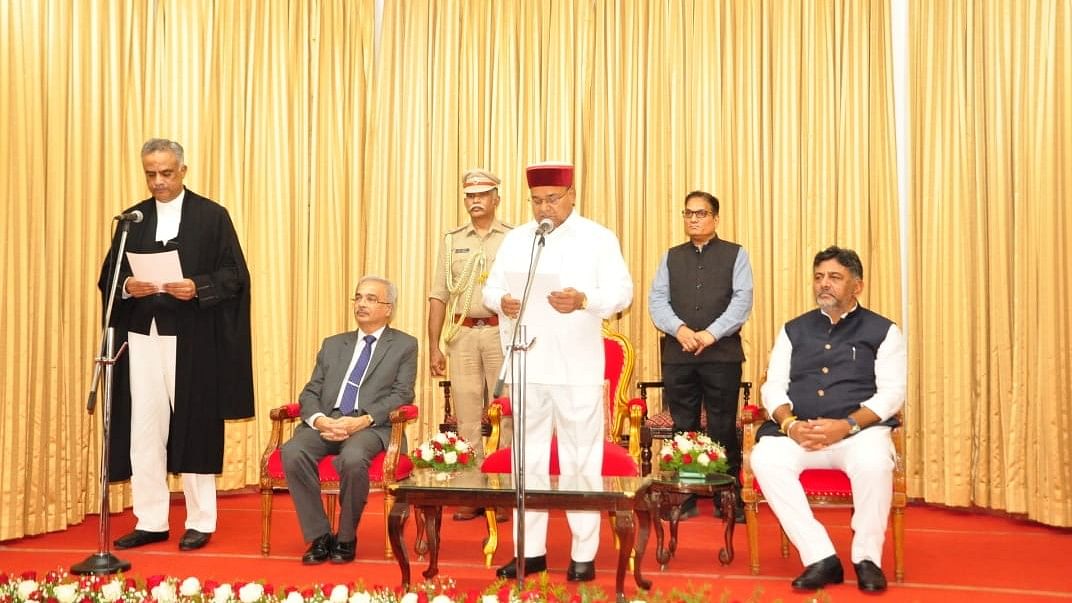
428, 168, 513, 521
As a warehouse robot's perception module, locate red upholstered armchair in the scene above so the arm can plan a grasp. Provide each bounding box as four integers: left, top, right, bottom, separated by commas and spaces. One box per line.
259, 403, 419, 558
739, 404, 907, 581
629, 380, 753, 476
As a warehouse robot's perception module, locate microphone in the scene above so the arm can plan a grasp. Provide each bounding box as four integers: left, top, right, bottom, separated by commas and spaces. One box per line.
536, 218, 555, 236
114, 210, 144, 223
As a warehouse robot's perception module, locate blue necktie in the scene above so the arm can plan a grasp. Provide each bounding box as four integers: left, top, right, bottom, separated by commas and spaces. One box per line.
339, 334, 376, 415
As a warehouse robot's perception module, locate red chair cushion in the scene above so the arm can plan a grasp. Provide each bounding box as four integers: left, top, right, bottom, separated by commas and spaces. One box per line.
751, 469, 852, 497
266, 448, 414, 483
480, 436, 637, 476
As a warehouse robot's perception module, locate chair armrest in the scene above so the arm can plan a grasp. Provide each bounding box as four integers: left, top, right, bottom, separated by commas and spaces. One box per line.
636, 381, 664, 400
383, 404, 419, 484
260, 403, 300, 486
891, 411, 906, 502
739, 404, 767, 501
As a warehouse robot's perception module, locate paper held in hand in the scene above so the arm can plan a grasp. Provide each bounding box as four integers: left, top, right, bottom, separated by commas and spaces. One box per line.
126, 250, 183, 287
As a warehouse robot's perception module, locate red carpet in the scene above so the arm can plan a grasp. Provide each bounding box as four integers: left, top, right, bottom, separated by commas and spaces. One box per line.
1, 490, 1070, 602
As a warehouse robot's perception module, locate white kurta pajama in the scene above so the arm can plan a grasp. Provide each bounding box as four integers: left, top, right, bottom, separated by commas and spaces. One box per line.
483, 211, 633, 561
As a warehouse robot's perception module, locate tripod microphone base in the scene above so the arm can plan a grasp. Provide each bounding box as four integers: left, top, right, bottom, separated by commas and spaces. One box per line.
71, 552, 131, 575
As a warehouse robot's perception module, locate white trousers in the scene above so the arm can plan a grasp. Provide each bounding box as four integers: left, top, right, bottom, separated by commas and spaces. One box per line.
750, 426, 894, 567
127, 323, 217, 533
511, 383, 604, 561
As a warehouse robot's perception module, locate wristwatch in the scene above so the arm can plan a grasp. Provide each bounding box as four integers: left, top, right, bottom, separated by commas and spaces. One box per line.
845, 415, 861, 436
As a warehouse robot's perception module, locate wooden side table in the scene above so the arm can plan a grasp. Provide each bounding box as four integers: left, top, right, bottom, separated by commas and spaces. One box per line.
648, 471, 737, 569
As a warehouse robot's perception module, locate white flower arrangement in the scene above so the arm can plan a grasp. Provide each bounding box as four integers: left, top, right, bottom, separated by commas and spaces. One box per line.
658, 431, 729, 475
410, 431, 477, 473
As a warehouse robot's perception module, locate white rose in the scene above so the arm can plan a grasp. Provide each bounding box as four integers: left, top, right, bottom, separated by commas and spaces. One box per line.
238, 582, 265, 603
443, 450, 458, 465
151, 582, 178, 603
101, 580, 124, 602
213, 583, 234, 603
455, 440, 470, 452
349, 592, 373, 603
658, 444, 672, 456
676, 438, 693, 453
434, 432, 449, 444
697, 453, 711, 466
53, 583, 79, 603
329, 584, 350, 603
431, 596, 454, 603
16, 580, 38, 600
285, 592, 306, 603
401, 593, 420, 603
179, 577, 202, 597
482, 596, 500, 603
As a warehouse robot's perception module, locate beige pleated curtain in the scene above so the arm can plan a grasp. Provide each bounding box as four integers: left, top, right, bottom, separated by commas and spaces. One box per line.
0, 0, 1068, 540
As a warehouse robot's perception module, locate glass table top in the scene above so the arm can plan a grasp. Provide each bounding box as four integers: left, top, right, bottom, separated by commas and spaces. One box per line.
392, 469, 652, 499
650, 470, 735, 487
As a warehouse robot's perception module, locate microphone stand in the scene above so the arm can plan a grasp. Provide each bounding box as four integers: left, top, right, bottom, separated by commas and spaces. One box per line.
72, 219, 133, 575
492, 228, 549, 590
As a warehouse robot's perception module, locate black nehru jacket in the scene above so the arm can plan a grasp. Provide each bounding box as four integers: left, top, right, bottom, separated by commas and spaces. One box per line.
759, 306, 898, 439
661, 238, 744, 364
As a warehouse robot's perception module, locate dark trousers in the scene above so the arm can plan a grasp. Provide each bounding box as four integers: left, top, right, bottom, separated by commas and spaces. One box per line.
281, 424, 384, 543
662, 361, 744, 480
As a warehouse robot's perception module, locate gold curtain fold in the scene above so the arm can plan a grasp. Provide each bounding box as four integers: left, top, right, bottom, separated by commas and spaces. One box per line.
0, 0, 376, 538
4, 0, 1067, 540
910, 0, 1072, 526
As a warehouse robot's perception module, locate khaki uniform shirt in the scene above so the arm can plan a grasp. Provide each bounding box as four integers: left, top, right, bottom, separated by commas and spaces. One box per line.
429, 219, 511, 319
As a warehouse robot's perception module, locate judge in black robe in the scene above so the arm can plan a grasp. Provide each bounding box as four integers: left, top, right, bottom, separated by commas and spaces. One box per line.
97, 142, 254, 551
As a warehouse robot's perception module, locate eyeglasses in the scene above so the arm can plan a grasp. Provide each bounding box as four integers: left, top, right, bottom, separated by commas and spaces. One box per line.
529, 190, 571, 206
681, 209, 714, 220
351, 294, 392, 306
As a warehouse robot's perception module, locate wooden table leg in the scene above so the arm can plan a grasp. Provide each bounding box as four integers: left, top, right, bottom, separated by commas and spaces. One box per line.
421, 505, 443, 580
633, 505, 653, 591
388, 496, 411, 588
652, 491, 670, 569
612, 509, 635, 603
718, 487, 736, 565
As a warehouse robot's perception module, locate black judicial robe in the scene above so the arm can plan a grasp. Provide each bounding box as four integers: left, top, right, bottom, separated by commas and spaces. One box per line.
97, 189, 255, 481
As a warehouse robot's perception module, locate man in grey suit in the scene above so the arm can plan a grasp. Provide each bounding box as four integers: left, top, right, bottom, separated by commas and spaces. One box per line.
282, 275, 418, 564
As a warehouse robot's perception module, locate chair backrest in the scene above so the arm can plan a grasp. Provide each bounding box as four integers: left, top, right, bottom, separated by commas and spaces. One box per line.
601, 322, 635, 443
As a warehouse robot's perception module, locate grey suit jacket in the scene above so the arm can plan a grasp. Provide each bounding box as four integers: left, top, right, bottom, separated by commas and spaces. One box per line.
296, 325, 418, 447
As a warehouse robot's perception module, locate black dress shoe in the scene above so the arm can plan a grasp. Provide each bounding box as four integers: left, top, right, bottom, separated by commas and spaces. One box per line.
330, 539, 356, 563
791, 555, 844, 590
854, 560, 888, 592
495, 555, 547, 578
566, 560, 596, 582
113, 529, 169, 549
452, 506, 484, 521
302, 533, 335, 565
178, 529, 212, 551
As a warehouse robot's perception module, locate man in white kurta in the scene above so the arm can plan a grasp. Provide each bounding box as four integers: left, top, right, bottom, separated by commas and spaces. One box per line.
482, 162, 633, 582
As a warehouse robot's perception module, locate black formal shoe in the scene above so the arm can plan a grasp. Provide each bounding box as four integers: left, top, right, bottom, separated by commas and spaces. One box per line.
791, 555, 844, 590
113, 529, 169, 549
495, 555, 547, 578
452, 506, 484, 521
330, 539, 356, 563
178, 529, 212, 551
566, 560, 596, 582
301, 533, 335, 565
854, 560, 888, 592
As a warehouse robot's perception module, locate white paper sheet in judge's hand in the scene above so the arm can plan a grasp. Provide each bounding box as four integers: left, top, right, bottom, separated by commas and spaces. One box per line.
126, 250, 184, 287
506, 271, 562, 330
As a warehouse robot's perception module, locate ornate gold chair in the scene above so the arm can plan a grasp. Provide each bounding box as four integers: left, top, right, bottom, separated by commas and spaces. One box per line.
259, 403, 419, 558
739, 404, 907, 581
